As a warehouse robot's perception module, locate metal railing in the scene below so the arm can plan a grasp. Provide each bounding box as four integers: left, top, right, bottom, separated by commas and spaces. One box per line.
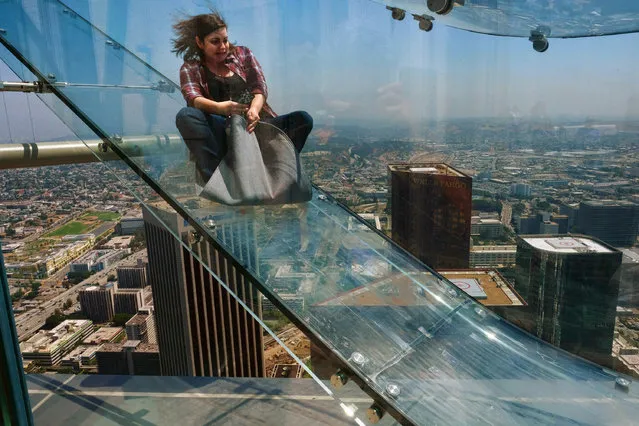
0, 135, 184, 169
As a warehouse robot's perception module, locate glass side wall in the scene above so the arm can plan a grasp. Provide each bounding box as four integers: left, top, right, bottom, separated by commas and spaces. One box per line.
2, 0, 639, 424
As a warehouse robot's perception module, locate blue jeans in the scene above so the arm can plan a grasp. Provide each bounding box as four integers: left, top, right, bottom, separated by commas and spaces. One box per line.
176, 107, 313, 181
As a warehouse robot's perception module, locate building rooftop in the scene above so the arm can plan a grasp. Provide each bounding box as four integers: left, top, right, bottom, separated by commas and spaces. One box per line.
315, 272, 436, 307
388, 162, 468, 178
99, 341, 159, 353
102, 236, 134, 248
20, 320, 93, 353
521, 236, 613, 254
125, 313, 149, 326
83, 327, 124, 345
61, 345, 101, 362
439, 270, 525, 306
115, 288, 143, 294
471, 245, 517, 253
582, 200, 637, 207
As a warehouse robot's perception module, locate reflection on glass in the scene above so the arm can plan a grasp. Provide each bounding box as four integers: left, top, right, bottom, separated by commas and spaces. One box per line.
2, 0, 639, 425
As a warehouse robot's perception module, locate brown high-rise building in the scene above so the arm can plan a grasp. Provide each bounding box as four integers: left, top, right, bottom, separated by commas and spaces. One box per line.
113, 288, 144, 315
78, 285, 114, 323
143, 203, 264, 378
389, 163, 472, 270
116, 261, 148, 289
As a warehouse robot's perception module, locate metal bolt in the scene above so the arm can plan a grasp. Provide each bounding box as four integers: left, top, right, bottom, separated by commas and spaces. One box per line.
385, 383, 401, 398
106, 39, 121, 50
330, 370, 348, 389
447, 288, 458, 297
351, 352, 367, 365
188, 230, 202, 245
0, 28, 7, 35
616, 377, 631, 392
367, 404, 384, 424
47, 74, 56, 81
474, 307, 487, 318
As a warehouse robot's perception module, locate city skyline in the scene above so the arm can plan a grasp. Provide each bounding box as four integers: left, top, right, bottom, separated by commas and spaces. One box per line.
3, 2, 639, 424
2, 0, 639, 143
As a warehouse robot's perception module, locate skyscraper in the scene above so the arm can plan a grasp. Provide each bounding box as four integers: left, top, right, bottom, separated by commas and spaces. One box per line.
125, 308, 157, 344
96, 341, 160, 376
577, 200, 639, 247
389, 163, 472, 269
116, 261, 148, 289
510, 235, 622, 367
143, 203, 264, 378
113, 288, 144, 315
78, 285, 114, 323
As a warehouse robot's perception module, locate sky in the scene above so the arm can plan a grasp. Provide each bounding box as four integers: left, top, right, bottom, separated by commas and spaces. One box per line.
2, 0, 639, 143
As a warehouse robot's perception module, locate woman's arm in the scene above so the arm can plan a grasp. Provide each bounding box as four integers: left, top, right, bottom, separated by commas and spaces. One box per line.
193, 97, 248, 116
250, 94, 265, 113
242, 47, 268, 132
246, 94, 265, 133
242, 47, 268, 106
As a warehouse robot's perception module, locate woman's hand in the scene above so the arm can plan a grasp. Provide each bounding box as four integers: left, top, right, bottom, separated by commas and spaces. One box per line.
246, 107, 260, 133
217, 101, 248, 117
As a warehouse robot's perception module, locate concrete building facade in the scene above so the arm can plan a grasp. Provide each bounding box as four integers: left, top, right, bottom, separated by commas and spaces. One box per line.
19, 320, 94, 366
143, 203, 264, 378
116, 260, 148, 289
113, 288, 144, 315
389, 163, 472, 269
79, 285, 114, 323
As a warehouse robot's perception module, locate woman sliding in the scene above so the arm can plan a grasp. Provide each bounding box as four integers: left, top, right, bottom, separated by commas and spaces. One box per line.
172, 11, 313, 186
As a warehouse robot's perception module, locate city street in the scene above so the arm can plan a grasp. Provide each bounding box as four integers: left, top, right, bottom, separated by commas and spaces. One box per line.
14, 248, 147, 341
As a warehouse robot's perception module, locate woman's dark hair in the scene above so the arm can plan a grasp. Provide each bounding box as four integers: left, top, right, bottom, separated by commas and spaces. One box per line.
172, 11, 235, 61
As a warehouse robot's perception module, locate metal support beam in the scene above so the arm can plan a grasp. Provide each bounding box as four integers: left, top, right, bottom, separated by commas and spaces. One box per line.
0, 80, 176, 94
0, 134, 184, 169
0, 81, 44, 93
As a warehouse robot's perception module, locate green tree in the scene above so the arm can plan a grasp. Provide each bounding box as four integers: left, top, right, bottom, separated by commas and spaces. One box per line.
11, 289, 24, 302
113, 313, 134, 327
44, 309, 67, 329
130, 229, 147, 251
535, 200, 551, 211
23, 282, 41, 299
512, 202, 526, 216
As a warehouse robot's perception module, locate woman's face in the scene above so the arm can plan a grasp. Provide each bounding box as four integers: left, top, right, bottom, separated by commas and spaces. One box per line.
197, 28, 229, 64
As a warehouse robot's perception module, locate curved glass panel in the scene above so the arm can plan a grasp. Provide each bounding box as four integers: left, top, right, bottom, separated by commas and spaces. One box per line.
2, 0, 639, 425
374, 0, 639, 38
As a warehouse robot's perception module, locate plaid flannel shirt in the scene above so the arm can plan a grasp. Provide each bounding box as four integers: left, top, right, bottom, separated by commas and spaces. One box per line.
179, 45, 276, 118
